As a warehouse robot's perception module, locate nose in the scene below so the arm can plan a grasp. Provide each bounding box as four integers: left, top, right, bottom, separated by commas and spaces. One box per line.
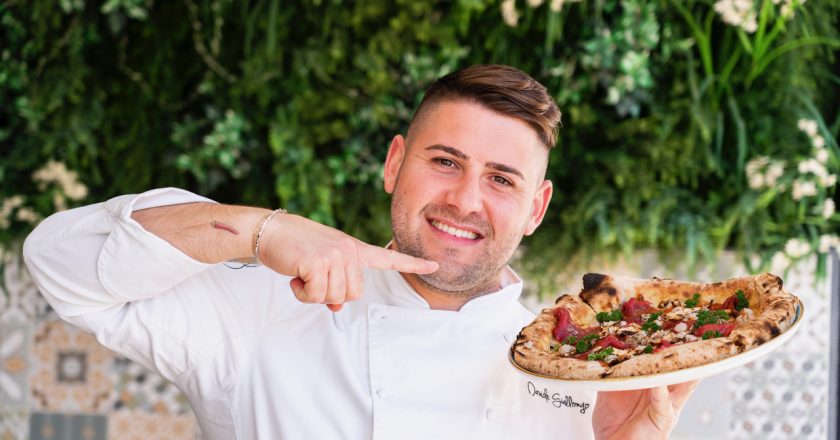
444, 174, 483, 214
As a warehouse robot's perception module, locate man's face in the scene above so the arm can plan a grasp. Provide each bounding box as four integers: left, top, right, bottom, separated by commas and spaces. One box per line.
383, 100, 553, 295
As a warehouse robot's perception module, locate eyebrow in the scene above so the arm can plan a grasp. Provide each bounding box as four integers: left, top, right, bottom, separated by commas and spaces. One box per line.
425, 144, 525, 180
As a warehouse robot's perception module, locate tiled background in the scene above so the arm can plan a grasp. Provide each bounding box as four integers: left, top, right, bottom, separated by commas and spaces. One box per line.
0, 253, 198, 439
1, 250, 831, 439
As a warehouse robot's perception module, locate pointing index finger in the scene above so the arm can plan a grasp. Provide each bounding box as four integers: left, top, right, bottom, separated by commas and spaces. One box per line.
360, 245, 438, 274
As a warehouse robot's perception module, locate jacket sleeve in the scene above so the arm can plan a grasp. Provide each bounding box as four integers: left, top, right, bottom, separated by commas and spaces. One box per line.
22, 187, 308, 386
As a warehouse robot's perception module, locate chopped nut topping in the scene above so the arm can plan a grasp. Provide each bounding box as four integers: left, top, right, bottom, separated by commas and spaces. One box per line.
559, 344, 576, 355
736, 308, 754, 324
658, 299, 682, 308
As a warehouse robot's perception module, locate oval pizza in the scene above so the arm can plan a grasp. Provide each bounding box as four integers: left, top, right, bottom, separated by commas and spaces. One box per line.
510, 273, 801, 379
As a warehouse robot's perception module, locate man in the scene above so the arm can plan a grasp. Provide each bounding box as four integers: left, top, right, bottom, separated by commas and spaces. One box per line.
24, 64, 696, 439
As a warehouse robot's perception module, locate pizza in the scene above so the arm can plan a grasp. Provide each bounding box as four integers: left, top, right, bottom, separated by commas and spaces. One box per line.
511, 272, 801, 379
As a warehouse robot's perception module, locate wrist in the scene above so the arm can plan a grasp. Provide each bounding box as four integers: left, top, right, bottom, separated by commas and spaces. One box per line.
252, 208, 287, 265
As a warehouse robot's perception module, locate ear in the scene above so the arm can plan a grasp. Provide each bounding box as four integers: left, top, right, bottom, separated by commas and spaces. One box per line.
523, 179, 553, 236
383, 134, 407, 194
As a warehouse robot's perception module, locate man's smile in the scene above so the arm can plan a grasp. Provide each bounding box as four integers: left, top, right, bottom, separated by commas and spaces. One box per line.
427, 218, 484, 242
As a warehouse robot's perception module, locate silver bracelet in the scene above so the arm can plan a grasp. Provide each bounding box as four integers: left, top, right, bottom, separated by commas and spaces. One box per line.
253, 208, 287, 265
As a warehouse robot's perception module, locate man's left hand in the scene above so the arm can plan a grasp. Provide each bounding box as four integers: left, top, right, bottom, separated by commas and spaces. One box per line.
592, 380, 699, 440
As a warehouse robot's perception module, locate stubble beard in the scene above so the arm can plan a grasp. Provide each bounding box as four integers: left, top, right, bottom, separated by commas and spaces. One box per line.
390, 194, 523, 298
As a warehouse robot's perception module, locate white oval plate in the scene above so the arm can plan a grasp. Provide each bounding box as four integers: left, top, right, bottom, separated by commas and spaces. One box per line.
509, 302, 804, 391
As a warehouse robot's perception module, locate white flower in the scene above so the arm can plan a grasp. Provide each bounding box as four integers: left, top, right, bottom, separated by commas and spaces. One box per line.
31, 160, 88, 202
816, 147, 830, 164
63, 181, 88, 200
821, 174, 838, 188
765, 162, 785, 185
15, 207, 40, 224
819, 234, 840, 253
746, 156, 769, 174
526, 0, 544, 7
607, 87, 620, 105
812, 136, 825, 149
798, 158, 828, 178
748, 173, 765, 190
822, 199, 836, 219
53, 193, 67, 212
780, 0, 805, 19
798, 119, 818, 137
714, 0, 758, 33
784, 238, 811, 258
746, 156, 786, 189
792, 179, 817, 200
501, 0, 519, 27
0, 196, 25, 229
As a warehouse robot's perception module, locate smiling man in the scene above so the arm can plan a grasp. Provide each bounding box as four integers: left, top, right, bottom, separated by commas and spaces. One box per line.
24, 65, 696, 439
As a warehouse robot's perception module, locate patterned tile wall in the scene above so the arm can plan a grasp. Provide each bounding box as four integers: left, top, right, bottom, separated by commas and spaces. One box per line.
0, 254, 198, 440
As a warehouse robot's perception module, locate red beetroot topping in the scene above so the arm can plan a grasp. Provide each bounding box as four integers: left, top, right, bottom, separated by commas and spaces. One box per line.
709, 294, 739, 311
593, 334, 629, 350
552, 308, 599, 342
693, 323, 737, 337
621, 297, 656, 324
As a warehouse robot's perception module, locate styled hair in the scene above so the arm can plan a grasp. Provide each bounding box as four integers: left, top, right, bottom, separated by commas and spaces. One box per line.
408, 64, 561, 149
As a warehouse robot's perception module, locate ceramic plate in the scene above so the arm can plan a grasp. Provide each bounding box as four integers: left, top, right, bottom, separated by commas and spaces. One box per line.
509, 302, 804, 391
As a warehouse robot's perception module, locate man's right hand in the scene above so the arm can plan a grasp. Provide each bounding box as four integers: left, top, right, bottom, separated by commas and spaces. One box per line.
259, 213, 438, 311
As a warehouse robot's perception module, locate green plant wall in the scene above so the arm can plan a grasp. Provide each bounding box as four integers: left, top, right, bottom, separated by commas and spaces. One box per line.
2, 0, 839, 292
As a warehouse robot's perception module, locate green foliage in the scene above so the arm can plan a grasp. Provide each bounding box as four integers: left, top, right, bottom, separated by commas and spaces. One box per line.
2, 0, 839, 293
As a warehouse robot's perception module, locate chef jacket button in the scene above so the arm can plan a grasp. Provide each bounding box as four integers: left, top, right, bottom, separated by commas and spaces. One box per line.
485, 408, 501, 420
376, 388, 389, 399
370, 309, 387, 320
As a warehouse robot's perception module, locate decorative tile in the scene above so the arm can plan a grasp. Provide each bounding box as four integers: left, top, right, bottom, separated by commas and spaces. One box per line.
0, 409, 29, 440
30, 321, 116, 412
107, 411, 196, 440
0, 323, 31, 410
29, 412, 107, 440
0, 253, 54, 324
112, 357, 192, 415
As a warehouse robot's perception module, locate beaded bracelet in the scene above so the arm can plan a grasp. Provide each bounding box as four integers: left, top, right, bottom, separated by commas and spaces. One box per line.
252, 208, 287, 265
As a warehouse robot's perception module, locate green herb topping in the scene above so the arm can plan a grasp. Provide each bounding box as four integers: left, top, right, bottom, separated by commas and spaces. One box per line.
575, 334, 600, 353
702, 330, 722, 340
643, 344, 653, 354
696, 310, 730, 327
684, 293, 701, 308
734, 290, 749, 311
588, 347, 615, 361
642, 312, 662, 332
562, 336, 577, 346
596, 309, 623, 323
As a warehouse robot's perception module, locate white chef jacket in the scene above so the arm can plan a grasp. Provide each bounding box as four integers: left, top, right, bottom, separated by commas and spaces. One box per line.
23, 188, 596, 439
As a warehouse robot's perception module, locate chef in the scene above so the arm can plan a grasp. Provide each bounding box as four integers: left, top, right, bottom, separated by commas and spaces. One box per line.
24, 64, 696, 439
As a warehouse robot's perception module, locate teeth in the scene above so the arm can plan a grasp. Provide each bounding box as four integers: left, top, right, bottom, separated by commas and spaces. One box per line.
431, 220, 478, 240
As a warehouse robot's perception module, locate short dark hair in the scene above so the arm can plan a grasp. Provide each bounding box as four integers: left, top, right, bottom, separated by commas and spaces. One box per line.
408, 64, 561, 149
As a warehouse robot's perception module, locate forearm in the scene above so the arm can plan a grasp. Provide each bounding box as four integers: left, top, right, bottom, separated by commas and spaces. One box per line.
131, 202, 271, 264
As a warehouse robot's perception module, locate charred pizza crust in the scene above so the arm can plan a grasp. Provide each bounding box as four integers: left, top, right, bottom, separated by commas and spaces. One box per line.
511, 272, 801, 379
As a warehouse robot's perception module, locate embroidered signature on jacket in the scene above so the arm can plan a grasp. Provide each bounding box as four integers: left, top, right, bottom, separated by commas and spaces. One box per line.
527, 381, 591, 414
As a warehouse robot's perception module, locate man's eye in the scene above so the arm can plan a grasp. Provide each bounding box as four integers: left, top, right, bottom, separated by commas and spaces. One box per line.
493, 175, 512, 186
436, 158, 455, 167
